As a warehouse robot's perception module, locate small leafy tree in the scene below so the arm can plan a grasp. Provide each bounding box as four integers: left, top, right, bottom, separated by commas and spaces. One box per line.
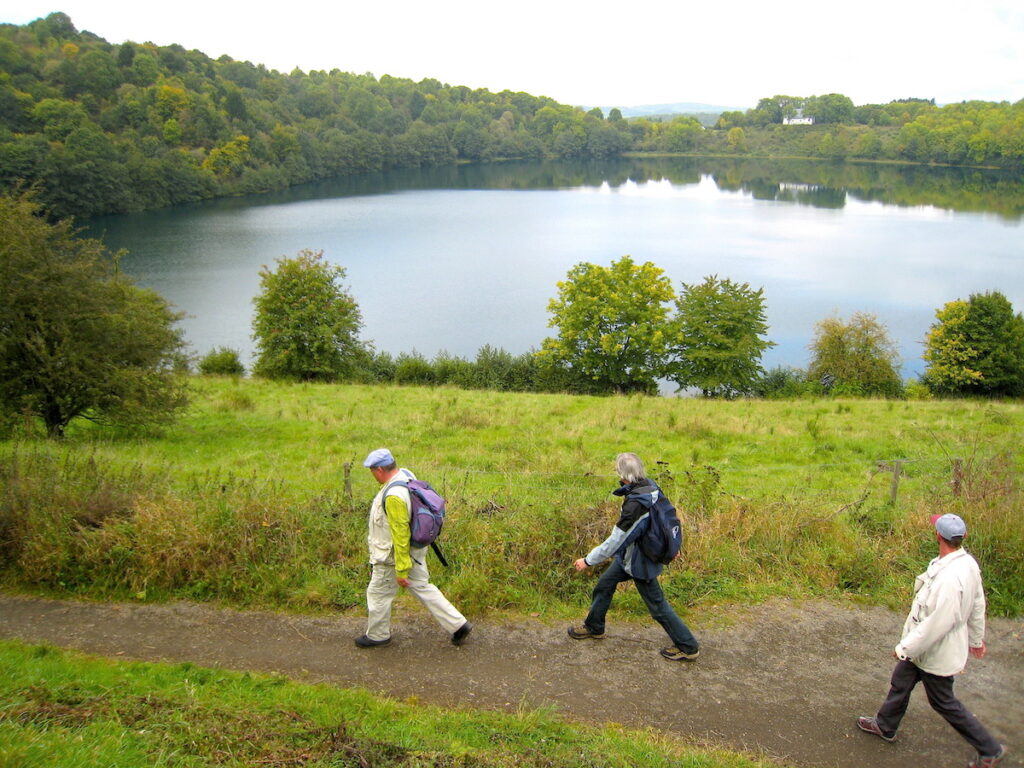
538, 256, 674, 394
923, 291, 1024, 397
0, 191, 188, 437
252, 249, 365, 381
807, 312, 903, 397
667, 275, 775, 397
198, 346, 245, 376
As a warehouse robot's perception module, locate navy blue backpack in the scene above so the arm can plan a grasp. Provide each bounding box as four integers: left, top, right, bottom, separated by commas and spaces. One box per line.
637, 488, 683, 565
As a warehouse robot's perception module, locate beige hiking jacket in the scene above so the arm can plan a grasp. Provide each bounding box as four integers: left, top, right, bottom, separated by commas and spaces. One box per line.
895, 548, 986, 677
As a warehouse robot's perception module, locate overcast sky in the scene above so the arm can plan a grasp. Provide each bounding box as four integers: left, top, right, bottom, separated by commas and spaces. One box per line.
5, 1, 1023, 109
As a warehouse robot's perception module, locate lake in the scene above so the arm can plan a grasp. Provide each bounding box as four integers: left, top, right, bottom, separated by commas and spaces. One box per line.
86, 157, 1024, 381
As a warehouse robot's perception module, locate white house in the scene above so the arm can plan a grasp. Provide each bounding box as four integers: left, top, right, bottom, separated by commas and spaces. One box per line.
783, 109, 814, 126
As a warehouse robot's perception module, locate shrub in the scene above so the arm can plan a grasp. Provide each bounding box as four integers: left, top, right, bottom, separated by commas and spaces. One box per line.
198, 347, 245, 376
394, 351, 435, 386
753, 366, 808, 398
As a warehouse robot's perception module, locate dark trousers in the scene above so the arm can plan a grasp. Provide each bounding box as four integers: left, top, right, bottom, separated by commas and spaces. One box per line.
584, 558, 699, 653
876, 658, 1001, 755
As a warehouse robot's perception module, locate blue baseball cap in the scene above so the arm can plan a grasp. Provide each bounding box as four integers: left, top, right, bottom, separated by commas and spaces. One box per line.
931, 513, 967, 539
363, 448, 395, 468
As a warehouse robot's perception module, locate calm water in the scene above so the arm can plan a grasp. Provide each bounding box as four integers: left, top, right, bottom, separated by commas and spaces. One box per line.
86, 158, 1023, 380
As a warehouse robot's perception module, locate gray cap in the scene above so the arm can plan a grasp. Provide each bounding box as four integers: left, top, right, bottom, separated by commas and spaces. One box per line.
932, 513, 967, 539
362, 447, 395, 468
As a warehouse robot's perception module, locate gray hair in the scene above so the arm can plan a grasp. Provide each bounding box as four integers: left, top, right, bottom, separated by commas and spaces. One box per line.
615, 452, 646, 483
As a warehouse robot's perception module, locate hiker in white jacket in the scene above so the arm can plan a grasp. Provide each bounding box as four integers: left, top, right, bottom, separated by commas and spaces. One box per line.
857, 513, 1006, 768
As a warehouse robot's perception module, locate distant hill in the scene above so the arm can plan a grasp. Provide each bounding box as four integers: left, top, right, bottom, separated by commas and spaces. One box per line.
589, 102, 748, 118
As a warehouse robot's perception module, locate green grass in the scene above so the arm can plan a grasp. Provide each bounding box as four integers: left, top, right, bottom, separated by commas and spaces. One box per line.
0, 639, 793, 768
1, 378, 1022, 617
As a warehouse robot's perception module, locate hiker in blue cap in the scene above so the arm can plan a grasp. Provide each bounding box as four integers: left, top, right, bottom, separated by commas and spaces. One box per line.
857, 513, 1006, 768
354, 448, 471, 648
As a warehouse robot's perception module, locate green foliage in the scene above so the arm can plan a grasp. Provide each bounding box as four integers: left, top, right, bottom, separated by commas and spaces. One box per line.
0, 191, 188, 437
539, 256, 674, 394
753, 366, 809, 398
668, 276, 775, 397
808, 312, 904, 397
707, 94, 1024, 169
251, 249, 365, 382
359, 346, 543, 393
2, 14, 1022, 221
198, 346, 245, 376
0, 16, 634, 219
924, 291, 1024, 397
1, 380, 1022, 618
393, 350, 436, 386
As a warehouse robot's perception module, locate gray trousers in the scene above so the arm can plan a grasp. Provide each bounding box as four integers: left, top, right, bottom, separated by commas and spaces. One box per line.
366, 547, 465, 641
876, 659, 1001, 756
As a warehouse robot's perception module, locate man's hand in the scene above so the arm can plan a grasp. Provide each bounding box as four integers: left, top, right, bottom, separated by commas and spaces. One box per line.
969, 642, 987, 659
397, 577, 411, 588
573, 558, 589, 571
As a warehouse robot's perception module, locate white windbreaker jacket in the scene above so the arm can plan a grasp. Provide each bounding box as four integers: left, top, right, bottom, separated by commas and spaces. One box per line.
895, 548, 986, 677
367, 468, 414, 566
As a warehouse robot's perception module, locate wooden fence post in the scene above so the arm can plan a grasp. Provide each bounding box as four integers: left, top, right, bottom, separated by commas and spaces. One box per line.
890, 460, 904, 503
343, 461, 353, 503
951, 458, 964, 497
876, 459, 905, 504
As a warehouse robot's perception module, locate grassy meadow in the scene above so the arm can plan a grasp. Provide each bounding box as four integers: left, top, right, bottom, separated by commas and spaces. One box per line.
0, 640, 785, 768
1, 377, 1022, 618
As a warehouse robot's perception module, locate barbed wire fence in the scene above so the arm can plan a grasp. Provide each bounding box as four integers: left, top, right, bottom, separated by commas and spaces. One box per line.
339, 453, 978, 513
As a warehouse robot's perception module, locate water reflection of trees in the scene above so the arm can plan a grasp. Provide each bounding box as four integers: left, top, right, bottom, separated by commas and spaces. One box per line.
450, 158, 1022, 220
167, 158, 1023, 222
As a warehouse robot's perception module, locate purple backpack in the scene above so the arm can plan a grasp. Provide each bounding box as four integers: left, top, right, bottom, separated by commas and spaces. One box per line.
385, 478, 446, 547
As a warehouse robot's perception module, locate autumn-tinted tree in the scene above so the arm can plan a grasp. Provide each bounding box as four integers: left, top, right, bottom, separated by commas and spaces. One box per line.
807, 312, 903, 396
923, 292, 1024, 397
667, 276, 774, 397
251, 249, 366, 381
0, 191, 188, 436
538, 256, 674, 394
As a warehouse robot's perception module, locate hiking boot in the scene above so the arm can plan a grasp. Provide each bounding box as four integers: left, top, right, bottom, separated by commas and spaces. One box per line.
660, 645, 699, 661
354, 634, 391, 648
452, 621, 473, 646
567, 625, 604, 640
969, 745, 1008, 768
856, 716, 896, 743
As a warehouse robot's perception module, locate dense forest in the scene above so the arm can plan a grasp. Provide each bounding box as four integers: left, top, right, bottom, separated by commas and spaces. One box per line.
1, 13, 1022, 220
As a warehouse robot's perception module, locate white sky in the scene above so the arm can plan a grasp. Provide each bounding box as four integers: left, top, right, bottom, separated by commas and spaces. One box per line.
4, 1, 1023, 109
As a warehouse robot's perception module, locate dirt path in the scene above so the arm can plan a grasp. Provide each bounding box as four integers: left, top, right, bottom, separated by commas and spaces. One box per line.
1, 594, 1020, 768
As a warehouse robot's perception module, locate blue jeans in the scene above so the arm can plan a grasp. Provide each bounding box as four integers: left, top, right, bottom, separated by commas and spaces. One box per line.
584, 558, 699, 653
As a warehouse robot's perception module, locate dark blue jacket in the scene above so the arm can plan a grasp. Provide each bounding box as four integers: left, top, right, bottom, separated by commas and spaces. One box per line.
583, 479, 665, 580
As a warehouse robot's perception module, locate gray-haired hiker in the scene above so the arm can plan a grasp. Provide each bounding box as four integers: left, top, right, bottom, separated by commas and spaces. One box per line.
355, 448, 472, 648
568, 452, 699, 662
857, 513, 1006, 768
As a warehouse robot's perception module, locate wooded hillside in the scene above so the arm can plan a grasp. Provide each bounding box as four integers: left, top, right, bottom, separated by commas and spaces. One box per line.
1, 13, 1022, 220
0, 13, 630, 219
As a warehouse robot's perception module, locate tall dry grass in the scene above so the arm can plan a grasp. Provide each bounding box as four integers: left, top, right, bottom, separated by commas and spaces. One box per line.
2, 425, 1020, 617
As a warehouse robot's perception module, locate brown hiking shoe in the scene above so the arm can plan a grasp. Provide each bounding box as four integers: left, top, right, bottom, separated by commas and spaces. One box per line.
856, 716, 896, 743
567, 625, 604, 639
660, 645, 699, 661
969, 745, 1007, 768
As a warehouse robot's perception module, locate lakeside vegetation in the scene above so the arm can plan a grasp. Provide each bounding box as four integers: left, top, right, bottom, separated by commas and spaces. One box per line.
0, 640, 784, 768
2, 378, 1021, 619
2, 13, 1022, 220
